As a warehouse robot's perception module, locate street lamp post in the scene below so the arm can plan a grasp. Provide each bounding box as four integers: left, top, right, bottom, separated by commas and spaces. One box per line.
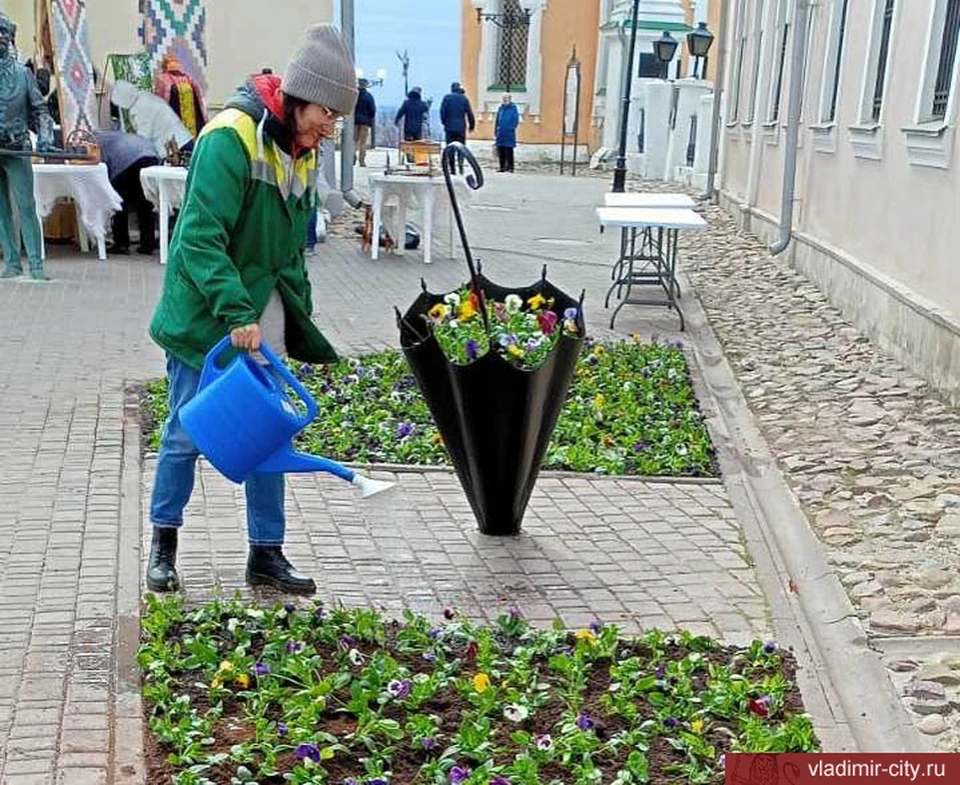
477, 5, 532, 93
611, 0, 641, 193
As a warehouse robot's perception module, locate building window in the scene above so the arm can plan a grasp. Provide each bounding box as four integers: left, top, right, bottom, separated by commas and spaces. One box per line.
746, 0, 764, 123
495, 0, 529, 90
768, 0, 790, 123
820, 0, 849, 123
930, 0, 960, 119
729, 0, 748, 122
867, 0, 895, 122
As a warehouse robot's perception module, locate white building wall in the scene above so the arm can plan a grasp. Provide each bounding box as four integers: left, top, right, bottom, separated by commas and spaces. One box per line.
719, 0, 960, 401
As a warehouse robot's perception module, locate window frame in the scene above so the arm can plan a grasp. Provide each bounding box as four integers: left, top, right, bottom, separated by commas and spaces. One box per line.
818, 0, 850, 125
766, 0, 791, 124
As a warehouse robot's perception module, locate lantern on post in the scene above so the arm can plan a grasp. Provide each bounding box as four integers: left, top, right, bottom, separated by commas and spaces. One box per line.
686, 22, 715, 79
652, 31, 679, 80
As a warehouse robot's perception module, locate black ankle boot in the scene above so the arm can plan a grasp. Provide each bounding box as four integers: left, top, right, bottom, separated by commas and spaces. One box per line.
246, 546, 316, 595
147, 528, 180, 592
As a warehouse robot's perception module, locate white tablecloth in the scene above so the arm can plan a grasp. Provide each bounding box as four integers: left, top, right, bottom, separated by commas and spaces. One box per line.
140, 165, 189, 265
33, 163, 122, 259
140, 164, 188, 211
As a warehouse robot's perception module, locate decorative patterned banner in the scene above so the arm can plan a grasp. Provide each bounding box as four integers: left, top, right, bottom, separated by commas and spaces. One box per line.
48, 0, 99, 138
140, 0, 208, 94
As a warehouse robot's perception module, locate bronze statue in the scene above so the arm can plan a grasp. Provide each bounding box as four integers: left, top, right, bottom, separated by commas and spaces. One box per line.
0, 13, 57, 280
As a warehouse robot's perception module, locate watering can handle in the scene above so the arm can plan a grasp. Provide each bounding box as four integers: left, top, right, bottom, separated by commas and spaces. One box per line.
199, 336, 318, 429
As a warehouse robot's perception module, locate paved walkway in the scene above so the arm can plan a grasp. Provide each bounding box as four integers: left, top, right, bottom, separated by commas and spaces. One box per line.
0, 173, 772, 784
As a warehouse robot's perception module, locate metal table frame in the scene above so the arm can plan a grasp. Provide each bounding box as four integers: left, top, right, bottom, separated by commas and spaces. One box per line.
596, 206, 707, 331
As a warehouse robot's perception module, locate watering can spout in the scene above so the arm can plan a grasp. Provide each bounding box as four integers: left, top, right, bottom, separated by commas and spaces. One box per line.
256, 446, 395, 498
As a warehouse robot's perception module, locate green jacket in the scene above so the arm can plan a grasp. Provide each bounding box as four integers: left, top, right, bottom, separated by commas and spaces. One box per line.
149, 80, 337, 370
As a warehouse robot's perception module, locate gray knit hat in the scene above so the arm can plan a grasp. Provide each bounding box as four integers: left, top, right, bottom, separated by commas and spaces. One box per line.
282, 24, 358, 116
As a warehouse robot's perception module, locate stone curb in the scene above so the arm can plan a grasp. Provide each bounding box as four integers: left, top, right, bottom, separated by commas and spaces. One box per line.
111, 387, 147, 784
680, 271, 930, 753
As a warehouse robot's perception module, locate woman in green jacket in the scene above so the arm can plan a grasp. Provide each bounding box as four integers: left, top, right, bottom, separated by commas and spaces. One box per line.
146, 25, 357, 595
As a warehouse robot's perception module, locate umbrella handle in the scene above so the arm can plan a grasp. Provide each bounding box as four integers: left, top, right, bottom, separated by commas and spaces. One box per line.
441, 142, 484, 283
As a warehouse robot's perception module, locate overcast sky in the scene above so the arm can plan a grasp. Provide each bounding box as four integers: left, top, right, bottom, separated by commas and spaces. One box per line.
336, 0, 462, 108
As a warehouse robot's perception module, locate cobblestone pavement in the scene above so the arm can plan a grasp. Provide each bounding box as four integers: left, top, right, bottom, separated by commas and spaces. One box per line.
140, 466, 765, 642
643, 184, 960, 750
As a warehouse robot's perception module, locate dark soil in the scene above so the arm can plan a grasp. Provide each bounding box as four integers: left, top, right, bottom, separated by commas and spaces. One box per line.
143, 625, 811, 785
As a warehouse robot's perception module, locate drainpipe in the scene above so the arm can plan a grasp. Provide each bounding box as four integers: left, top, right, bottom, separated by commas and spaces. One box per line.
769, 0, 811, 255
340, 0, 363, 208
701, 0, 728, 200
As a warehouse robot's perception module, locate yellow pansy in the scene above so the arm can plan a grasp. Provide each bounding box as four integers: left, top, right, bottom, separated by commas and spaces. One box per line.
458, 299, 478, 320
691, 719, 705, 735
527, 294, 547, 311
234, 674, 251, 689
575, 628, 597, 645
473, 673, 491, 693
217, 661, 235, 673
594, 394, 605, 408
430, 432, 444, 446
428, 303, 449, 321
507, 344, 525, 359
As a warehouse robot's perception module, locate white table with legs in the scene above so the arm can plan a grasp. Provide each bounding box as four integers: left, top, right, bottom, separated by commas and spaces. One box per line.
596, 206, 707, 331
140, 165, 189, 265
367, 173, 465, 265
603, 192, 696, 209
32, 162, 123, 261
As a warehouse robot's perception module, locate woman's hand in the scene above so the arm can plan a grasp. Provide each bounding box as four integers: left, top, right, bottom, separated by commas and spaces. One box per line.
230, 323, 262, 351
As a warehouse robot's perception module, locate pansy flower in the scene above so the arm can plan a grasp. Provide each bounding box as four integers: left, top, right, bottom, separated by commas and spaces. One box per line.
527, 294, 546, 311
449, 765, 471, 784
503, 703, 529, 722
296, 743, 321, 762
473, 672, 491, 693
465, 339, 480, 361
504, 294, 522, 314
576, 713, 595, 731
254, 662, 270, 677
537, 311, 557, 335
387, 679, 412, 699
534, 734, 553, 750
428, 303, 449, 321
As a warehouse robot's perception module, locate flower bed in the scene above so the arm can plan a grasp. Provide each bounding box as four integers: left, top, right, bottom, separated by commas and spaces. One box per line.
140, 596, 817, 785
143, 339, 716, 478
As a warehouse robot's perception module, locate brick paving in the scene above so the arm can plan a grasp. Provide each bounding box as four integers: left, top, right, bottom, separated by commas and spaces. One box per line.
0, 183, 772, 781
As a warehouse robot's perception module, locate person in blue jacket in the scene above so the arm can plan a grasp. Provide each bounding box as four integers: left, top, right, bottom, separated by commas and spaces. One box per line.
394, 87, 428, 141
495, 93, 519, 172
440, 81, 475, 145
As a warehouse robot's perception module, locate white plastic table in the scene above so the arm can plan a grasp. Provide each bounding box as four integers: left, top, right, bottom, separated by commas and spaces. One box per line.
367, 173, 461, 265
140, 165, 188, 265
596, 206, 707, 330
33, 162, 123, 261
603, 192, 696, 209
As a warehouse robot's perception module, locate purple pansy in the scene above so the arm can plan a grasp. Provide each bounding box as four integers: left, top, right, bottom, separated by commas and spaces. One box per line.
449, 765, 470, 784
277, 722, 288, 737
664, 717, 680, 728
589, 620, 603, 634
508, 606, 523, 619
396, 422, 413, 439
286, 641, 304, 654
564, 307, 578, 320
491, 777, 511, 785
387, 679, 411, 699
763, 641, 778, 654
466, 339, 480, 361
576, 713, 595, 731
421, 736, 436, 750
254, 662, 270, 677
296, 743, 321, 762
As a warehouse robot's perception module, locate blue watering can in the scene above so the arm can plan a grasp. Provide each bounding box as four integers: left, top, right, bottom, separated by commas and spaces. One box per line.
180, 336, 394, 498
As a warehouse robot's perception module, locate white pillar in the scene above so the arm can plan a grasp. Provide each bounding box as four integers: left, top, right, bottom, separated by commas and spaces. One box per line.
664, 78, 714, 180
638, 79, 672, 178
694, 0, 710, 23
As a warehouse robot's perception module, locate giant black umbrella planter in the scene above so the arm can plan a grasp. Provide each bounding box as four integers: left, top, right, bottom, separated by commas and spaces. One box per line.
396, 144, 585, 535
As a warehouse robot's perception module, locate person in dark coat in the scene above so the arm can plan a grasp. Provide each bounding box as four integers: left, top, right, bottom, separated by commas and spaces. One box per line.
353, 78, 376, 165
440, 81, 475, 145
394, 88, 427, 141
495, 93, 519, 173
94, 130, 160, 254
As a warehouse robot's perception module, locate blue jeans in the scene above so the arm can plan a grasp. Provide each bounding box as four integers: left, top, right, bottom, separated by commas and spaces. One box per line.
307, 209, 318, 250
149, 353, 287, 545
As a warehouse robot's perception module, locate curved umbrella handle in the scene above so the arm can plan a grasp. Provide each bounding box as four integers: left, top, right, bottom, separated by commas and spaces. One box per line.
441, 142, 484, 286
